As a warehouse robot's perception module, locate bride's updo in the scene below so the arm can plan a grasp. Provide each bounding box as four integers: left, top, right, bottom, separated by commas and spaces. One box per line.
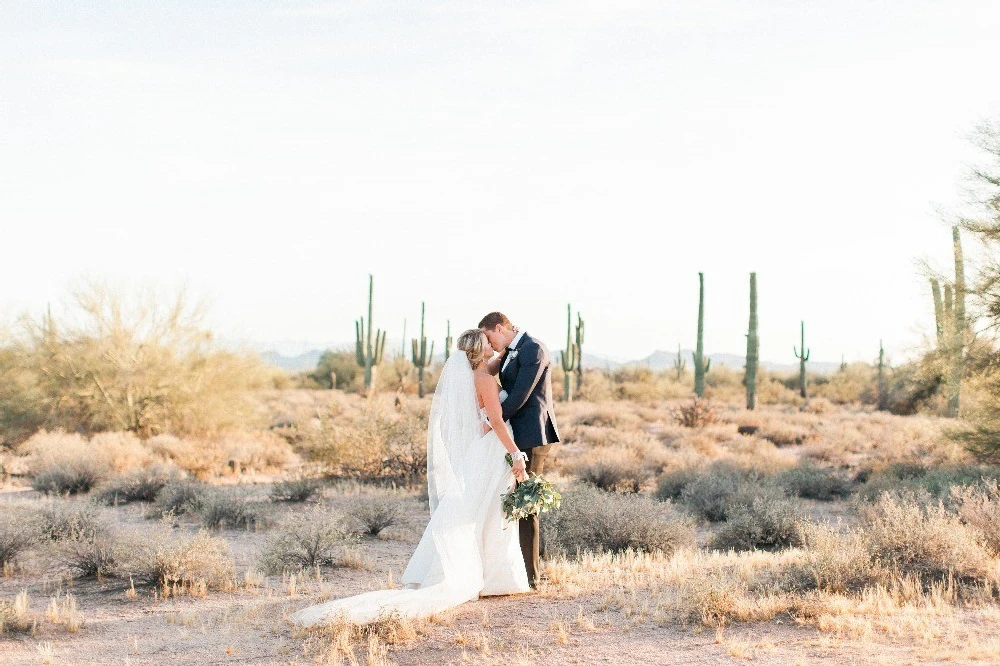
456, 329, 487, 369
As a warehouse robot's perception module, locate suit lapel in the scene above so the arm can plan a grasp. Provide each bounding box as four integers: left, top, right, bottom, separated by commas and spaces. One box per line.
500, 333, 525, 387
499, 349, 512, 389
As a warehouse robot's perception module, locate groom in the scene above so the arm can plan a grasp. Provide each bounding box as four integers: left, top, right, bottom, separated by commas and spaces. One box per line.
479, 312, 560, 589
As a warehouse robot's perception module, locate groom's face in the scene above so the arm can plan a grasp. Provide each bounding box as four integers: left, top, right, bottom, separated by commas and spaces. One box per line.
481, 325, 507, 353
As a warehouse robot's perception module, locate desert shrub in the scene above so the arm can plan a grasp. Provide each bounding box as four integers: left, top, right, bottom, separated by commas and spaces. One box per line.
678, 464, 764, 522
755, 377, 801, 405
797, 522, 882, 593
800, 397, 833, 414
756, 423, 814, 448
655, 465, 705, 501
22, 430, 111, 495
345, 495, 405, 536
197, 490, 269, 530
146, 431, 294, 479
140, 530, 236, 590
0, 346, 47, 445
576, 456, 649, 493
13, 280, 271, 437
58, 527, 127, 580
570, 405, 644, 429
92, 465, 178, 505
775, 462, 852, 501
31, 459, 109, 495
34, 501, 106, 541
951, 481, 1000, 554
542, 484, 696, 557
28, 502, 125, 579
151, 479, 209, 517
860, 492, 994, 585
269, 477, 323, 503
710, 492, 804, 551
309, 349, 359, 390
297, 402, 426, 483
87, 432, 157, 472
672, 398, 717, 428
814, 364, 874, 404
856, 463, 1000, 503
260, 509, 356, 573
0, 591, 35, 635
574, 372, 616, 402
0, 505, 41, 567
875, 360, 946, 416
145, 434, 225, 479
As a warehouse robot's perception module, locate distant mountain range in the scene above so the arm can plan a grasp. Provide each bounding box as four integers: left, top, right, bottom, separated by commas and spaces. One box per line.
259, 345, 842, 375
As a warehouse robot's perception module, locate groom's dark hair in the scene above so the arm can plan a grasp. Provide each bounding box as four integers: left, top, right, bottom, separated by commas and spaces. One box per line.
478, 312, 512, 331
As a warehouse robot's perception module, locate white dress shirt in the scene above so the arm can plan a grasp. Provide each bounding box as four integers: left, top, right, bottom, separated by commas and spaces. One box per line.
501, 330, 525, 374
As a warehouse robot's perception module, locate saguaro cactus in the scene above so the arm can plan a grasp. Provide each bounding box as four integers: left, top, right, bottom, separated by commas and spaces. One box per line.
411, 302, 434, 398
930, 279, 945, 347
444, 320, 453, 362
949, 225, 966, 418
574, 313, 585, 394
560, 303, 580, 402
794, 320, 810, 399
673, 344, 687, 381
744, 272, 759, 410
693, 272, 711, 397
355, 274, 387, 394
877, 339, 888, 411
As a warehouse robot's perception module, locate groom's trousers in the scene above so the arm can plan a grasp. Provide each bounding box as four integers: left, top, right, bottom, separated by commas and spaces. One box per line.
519, 444, 551, 588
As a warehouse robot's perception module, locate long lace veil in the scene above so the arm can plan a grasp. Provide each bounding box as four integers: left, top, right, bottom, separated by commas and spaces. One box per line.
426, 353, 480, 512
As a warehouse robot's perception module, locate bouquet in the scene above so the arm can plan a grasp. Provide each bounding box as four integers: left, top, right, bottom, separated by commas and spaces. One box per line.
501, 453, 562, 523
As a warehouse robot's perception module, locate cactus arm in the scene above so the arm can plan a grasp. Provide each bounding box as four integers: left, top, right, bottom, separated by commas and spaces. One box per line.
374, 329, 386, 365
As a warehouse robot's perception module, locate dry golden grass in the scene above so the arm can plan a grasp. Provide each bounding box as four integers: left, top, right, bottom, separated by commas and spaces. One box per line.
3, 389, 999, 664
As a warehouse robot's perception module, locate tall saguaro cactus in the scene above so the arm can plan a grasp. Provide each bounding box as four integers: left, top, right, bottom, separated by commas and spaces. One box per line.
355, 274, 387, 394
574, 313, 585, 394
673, 344, 687, 381
744, 272, 759, 410
693, 272, 710, 397
949, 225, 966, 418
411, 302, 434, 398
444, 320, 453, 362
930, 279, 945, 347
877, 339, 888, 411
560, 303, 580, 402
794, 320, 810, 399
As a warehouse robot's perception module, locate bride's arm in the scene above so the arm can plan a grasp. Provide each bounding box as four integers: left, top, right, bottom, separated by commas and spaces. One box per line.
474, 374, 519, 456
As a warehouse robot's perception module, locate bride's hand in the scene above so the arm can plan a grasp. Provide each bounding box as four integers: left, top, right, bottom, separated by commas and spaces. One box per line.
512, 459, 528, 482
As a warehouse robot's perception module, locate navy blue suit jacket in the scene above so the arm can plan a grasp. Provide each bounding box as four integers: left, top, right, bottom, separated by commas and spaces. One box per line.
499, 332, 560, 450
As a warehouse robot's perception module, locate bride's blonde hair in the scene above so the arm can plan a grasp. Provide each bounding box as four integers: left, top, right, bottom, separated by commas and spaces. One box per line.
456, 329, 487, 369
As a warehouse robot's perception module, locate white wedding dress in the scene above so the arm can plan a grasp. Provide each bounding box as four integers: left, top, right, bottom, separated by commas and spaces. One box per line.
289, 355, 530, 626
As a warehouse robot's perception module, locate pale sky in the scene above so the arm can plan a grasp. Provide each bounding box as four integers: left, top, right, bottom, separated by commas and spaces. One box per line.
2, 1, 999, 363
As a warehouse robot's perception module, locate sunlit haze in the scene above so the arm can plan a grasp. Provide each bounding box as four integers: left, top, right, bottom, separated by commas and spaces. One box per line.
3, 1, 1000, 364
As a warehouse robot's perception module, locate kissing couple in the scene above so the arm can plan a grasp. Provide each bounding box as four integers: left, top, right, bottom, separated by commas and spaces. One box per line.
291, 312, 561, 625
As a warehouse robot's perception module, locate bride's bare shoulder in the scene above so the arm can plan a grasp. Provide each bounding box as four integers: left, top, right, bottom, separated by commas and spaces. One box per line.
474, 367, 498, 391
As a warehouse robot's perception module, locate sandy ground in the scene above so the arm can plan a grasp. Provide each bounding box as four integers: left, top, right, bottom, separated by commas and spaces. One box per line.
2, 484, 999, 666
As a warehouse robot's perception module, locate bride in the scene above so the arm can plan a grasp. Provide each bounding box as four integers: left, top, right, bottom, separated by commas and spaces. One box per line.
289, 329, 532, 626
